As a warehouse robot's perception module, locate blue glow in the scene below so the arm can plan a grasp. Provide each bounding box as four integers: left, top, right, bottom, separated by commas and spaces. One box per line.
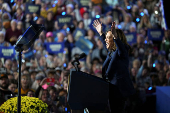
45, 54, 48, 58
68, 112, 70, 113
153, 63, 155, 67
54, 0, 58, 4
96, 15, 100, 18
11, 0, 14, 3
32, 0, 34, 1
33, 50, 36, 53
145, 40, 147, 44
118, 25, 121, 29
62, 12, 66, 15
34, 16, 38, 21
136, 18, 140, 22
61, 84, 63, 87
127, 6, 131, 9
140, 12, 144, 16
66, 27, 70, 32
148, 87, 152, 90
63, 63, 67, 67
52, 4, 55, 7
65, 107, 67, 111
63, 51, 66, 54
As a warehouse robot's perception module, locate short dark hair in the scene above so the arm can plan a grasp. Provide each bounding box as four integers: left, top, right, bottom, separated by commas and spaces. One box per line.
47, 86, 57, 93
9, 79, 18, 86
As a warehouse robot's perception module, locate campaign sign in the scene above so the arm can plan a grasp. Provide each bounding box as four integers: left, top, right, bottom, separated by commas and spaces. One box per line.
147, 29, 164, 41
73, 28, 86, 41
45, 42, 64, 55
0, 46, 16, 59
57, 15, 73, 26
75, 36, 93, 55
125, 32, 137, 45
77, 0, 90, 8
25, 4, 41, 14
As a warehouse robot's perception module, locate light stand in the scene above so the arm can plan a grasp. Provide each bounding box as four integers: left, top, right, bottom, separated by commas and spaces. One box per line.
14, 24, 44, 113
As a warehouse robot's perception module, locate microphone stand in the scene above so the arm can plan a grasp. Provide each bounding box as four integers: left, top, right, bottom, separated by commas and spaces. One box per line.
16, 44, 23, 113
71, 59, 80, 71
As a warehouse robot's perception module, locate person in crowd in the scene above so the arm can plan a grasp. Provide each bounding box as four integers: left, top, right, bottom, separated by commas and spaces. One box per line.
93, 19, 135, 113
38, 88, 58, 112
13, 7, 25, 22
137, 14, 152, 33
0, 31, 11, 46
4, 59, 13, 73
0, 73, 14, 105
0, 0, 11, 13
14, 74, 33, 96
8, 79, 17, 93
120, 13, 136, 33
45, 11, 54, 32
5, 19, 22, 45
27, 89, 35, 97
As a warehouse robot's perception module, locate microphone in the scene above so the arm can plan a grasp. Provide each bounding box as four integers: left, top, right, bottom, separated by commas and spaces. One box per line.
75, 53, 86, 60
71, 53, 86, 71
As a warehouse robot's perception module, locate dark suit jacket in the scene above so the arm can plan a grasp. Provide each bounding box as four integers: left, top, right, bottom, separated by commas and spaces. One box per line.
100, 33, 135, 98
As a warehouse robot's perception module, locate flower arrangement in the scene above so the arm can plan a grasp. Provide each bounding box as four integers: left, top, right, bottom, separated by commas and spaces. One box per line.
0, 96, 49, 113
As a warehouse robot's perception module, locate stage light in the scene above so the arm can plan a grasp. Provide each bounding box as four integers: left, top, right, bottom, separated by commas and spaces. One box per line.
96, 15, 100, 18
33, 50, 36, 53
45, 54, 48, 58
11, 0, 14, 3
145, 40, 147, 44
62, 12, 66, 15
66, 27, 70, 32
118, 25, 121, 29
127, 6, 131, 10
153, 63, 155, 67
65, 107, 67, 111
54, 0, 58, 4
155, 10, 158, 15
140, 12, 144, 16
136, 18, 140, 22
22, 59, 25, 63
148, 87, 152, 90
34, 16, 38, 21
63, 63, 67, 67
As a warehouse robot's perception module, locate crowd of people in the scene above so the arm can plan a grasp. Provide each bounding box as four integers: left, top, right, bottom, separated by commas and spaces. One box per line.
0, 0, 169, 113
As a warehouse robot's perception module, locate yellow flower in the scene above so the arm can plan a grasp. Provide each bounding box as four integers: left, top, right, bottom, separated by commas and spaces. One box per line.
0, 96, 48, 113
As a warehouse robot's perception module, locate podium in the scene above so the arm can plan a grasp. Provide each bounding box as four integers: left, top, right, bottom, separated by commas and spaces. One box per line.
67, 71, 109, 111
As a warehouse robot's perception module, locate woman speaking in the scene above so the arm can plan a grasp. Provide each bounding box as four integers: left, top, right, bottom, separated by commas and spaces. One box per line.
93, 20, 135, 113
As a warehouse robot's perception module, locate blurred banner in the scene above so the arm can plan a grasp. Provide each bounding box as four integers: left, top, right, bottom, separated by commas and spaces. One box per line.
147, 29, 164, 41
125, 32, 137, 45
23, 49, 34, 59
75, 36, 93, 55
0, 46, 16, 59
77, 0, 91, 8
73, 28, 86, 41
25, 4, 41, 14
45, 42, 64, 54
57, 15, 73, 26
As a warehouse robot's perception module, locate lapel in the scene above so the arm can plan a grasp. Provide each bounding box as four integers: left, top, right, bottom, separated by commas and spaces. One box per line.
102, 51, 111, 70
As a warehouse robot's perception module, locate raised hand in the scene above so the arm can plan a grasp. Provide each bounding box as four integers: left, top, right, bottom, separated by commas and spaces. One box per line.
111, 21, 117, 39
92, 19, 103, 36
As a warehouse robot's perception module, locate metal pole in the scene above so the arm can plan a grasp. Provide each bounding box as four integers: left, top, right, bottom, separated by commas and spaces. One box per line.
17, 51, 22, 113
